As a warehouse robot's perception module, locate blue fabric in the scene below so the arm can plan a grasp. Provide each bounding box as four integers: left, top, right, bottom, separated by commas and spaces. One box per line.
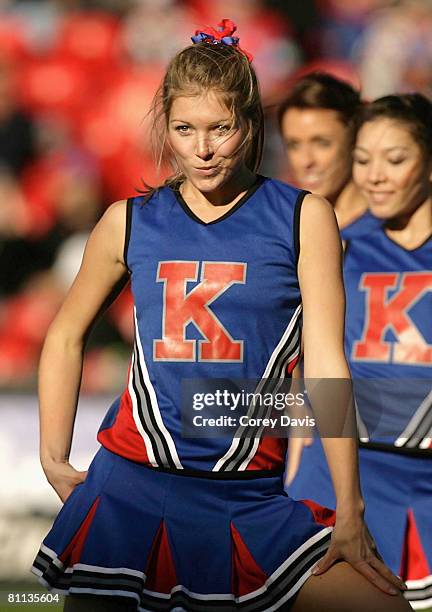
344, 229, 432, 447
287, 437, 432, 575
340, 211, 382, 241
33, 446, 333, 610
99, 177, 305, 473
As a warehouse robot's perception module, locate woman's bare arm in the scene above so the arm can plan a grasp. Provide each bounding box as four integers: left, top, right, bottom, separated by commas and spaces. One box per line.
298, 194, 405, 595
298, 194, 362, 514
39, 200, 129, 500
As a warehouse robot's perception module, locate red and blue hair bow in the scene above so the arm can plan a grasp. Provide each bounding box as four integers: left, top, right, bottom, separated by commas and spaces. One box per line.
191, 18, 253, 62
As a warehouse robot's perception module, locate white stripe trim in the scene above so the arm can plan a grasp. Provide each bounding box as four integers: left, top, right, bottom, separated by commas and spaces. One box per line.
38, 543, 65, 570
270, 526, 332, 584
64, 563, 146, 578
36, 577, 68, 595
133, 308, 183, 469
409, 598, 432, 610
143, 583, 233, 601
395, 389, 432, 447
355, 399, 369, 442
405, 575, 432, 609
261, 305, 302, 379
33, 525, 331, 610
213, 304, 302, 471
420, 437, 432, 449
405, 575, 432, 590
237, 344, 301, 472
238, 526, 332, 603
129, 349, 158, 467
141, 528, 330, 609
70, 587, 140, 599
262, 559, 323, 612
39, 543, 59, 560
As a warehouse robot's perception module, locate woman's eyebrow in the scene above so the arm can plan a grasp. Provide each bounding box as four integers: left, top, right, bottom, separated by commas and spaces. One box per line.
354, 145, 410, 152
170, 117, 232, 124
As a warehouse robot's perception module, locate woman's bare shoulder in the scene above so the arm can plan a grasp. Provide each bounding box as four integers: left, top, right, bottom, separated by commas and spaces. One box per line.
299, 193, 340, 246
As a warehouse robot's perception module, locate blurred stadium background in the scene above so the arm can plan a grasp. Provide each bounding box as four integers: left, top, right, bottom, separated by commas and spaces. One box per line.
0, 0, 431, 608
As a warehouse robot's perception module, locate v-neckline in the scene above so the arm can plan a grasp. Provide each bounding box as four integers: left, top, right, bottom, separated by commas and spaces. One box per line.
172, 175, 266, 226
382, 227, 432, 252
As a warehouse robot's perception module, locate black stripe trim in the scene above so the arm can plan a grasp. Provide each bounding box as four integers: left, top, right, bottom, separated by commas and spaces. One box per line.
229, 344, 301, 471
32, 560, 48, 574
139, 463, 284, 480
123, 198, 133, 274
34, 530, 331, 612
294, 190, 309, 265
133, 342, 178, 470
240, 539, 331, 611
359, 440, 432, 457
405, 421, 432, 448
44, 567, 64, 583
37, 549, 54, 564
139, 594, 235, 612
268, 323, 301, 380
60, 569, 143, 582
56, 577, 143, 594
218, 313, 301, 471
219, 329, 300, 471
57, 569, 143, 582
405, 586, 432, 597
131, 346, 165, 467
401, 397, 432, 447
343, 239, 351, 259
224, 359, 298, 472
173, 175, 266, 226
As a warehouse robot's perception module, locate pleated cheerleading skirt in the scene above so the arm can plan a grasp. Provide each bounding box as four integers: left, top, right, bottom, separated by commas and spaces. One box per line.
32, 446, 335, 611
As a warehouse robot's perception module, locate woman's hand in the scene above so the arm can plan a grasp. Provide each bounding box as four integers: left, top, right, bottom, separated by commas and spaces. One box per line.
42, 459, 88, 503
37, 201, 128, 507
312, 514, 407, 595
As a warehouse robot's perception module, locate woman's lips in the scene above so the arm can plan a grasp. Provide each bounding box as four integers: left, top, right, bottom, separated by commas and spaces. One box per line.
368, 191, 394, 203
194, 166, 219, 176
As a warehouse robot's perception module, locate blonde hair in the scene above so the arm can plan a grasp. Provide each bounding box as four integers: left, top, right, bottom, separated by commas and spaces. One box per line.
147, 42, 264, 189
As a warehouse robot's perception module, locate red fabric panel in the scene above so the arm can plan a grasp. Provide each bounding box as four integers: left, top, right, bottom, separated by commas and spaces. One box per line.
286, 354, 299, 375
246, 437, 287, 471
300, 499, 336, 527
399, 508, 431, 580
231, 521, 268, 597
97, 384, 151, 464
145, 521, 178, 594
59, 497, 100, 566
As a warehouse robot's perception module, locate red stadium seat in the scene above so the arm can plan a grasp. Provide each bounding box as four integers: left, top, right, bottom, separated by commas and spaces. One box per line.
17, 56, 91, 123
0, 288, 62, 384
53, 12, 120, 68
0, 17, 30, 64
77, 66, 165, 200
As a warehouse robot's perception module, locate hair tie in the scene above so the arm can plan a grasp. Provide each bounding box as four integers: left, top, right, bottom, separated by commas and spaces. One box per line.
191, 18, 253, 63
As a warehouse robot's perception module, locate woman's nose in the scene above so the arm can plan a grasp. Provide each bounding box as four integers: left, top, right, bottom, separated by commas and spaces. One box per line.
195, 135, 213, 160
367, 161, 386, 184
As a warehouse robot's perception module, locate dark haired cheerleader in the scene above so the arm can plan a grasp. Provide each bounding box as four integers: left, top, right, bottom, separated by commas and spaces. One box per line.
278, 72, 380, 241
289, 93, 432, 610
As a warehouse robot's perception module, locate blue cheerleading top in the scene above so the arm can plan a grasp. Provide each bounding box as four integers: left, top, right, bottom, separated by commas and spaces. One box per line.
98, 176, 306, 476
340, 210, 382, 241
344, 228, 432, 453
